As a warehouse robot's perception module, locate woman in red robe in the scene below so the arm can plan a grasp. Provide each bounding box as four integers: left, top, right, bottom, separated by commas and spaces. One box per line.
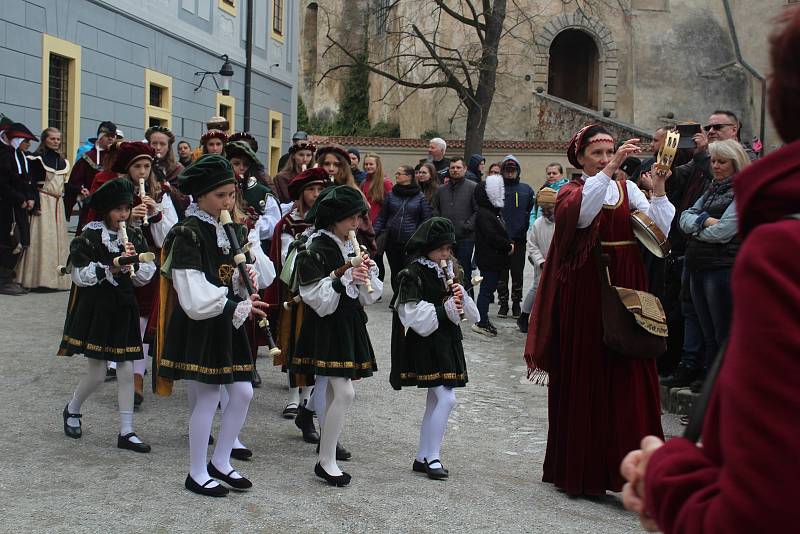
524, 125, 674, 496
621, 8, 800, 532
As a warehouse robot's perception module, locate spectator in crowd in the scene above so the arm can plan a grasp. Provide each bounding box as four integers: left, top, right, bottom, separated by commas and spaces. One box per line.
426, 137, 450, 183
635, 126, 671, 180
415, 162, 439, 206
16, 127, 71, 291
432, 157, 477, 296
373, 164, 432, 291
361, 153, 393, 281
496, 156, 534, 319
65, 120, 117, 232
677, 139, 747, 392
465, 154, 485, 183
530, 162, 569, 225
471, 174, 513, 337
273, 143, 315, 204
347, 147, 367, 186
277, 130, 309, 171
488, 162, 502, 175
622, 11, 800, 531
177, 140, 193, 168
517, 187, 556, 333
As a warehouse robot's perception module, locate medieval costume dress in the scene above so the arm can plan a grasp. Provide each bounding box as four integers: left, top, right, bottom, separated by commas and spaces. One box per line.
65, 121, 116, 233
16, 149, 71, 290
525, 130, 674, 496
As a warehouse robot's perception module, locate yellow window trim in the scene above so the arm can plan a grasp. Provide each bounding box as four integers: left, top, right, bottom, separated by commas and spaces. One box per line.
41, 34, 81, 164
270, 0, 285, 43
268, 110, 283, 175
218, 0, 237, 17
215, 93, 235, 134
144, 68, 172, 129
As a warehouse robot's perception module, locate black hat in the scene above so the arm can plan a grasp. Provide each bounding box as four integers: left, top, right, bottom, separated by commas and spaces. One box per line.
0, 114, 14, 132
228, 131, 258, 152
225, 140, 260, 166
97, 121, 117, 137
346, 147, 361, 160
87, 177, 135, 214
404, 217, 456, 257
177, 154, 236, 197
305, 185, 366, 228
619, 157, 642, 177
676, 123, 702, 149
4, 122, 38, 142
292, 131, 309, 141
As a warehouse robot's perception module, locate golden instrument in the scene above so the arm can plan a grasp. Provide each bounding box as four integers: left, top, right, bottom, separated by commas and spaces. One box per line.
219, 209, 281, 358
652, 130, 680, 176
138, 178, 149, 226
630, 210, 670, 258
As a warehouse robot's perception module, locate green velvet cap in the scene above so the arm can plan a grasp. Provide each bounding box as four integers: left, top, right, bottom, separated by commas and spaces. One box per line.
87, 177, 135, 214
177, 154, 236, 197
404, 216, 456, 256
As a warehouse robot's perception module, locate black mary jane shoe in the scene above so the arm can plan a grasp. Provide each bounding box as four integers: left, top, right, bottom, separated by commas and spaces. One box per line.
424, 459, 449, 480
62, 404, 82, 439
314, 462, 351, 487
117, 432, 152, 453
316, 441, 352, 461
207, 462, 253, 490
184, 474, 229, 497
230, 447, 253, 461
412, 459, 427, 473
295, 406, 320, 444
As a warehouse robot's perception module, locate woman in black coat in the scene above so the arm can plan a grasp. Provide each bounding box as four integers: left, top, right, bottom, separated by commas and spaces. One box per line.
373, 165, 433, 291
471, 174, 513, 336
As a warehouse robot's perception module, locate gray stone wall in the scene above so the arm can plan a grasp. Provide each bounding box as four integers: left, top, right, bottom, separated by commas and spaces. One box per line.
0, 0, 297, 163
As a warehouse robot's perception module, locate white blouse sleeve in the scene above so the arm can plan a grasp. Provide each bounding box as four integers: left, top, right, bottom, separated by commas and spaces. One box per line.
131, 260, 156, 287
72, 262, 115, 287
459, 285, 480, 324
256, 196, 283, 242
299, 277, 341, 317
398, 301, 439, 337
578, 171, 613, 228
150, 194, 178, 248
248, 228, 276, 289
627, 181, 675, 236
280, 232, 294, 263
172, 268, 230, 320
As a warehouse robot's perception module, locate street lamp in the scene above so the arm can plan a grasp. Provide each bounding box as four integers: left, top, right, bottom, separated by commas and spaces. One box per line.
194, 54, 235, 96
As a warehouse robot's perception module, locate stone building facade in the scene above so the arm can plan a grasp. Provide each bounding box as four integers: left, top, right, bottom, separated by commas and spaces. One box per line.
300, 0, 791, 152
1, 0, 299, 172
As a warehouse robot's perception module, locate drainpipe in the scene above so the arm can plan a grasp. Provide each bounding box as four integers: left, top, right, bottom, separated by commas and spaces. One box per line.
243, 0, 254, 131
721, 0, 766, 146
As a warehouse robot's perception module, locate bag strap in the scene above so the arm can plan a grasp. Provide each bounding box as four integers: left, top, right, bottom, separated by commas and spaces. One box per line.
683, 338, 727, 443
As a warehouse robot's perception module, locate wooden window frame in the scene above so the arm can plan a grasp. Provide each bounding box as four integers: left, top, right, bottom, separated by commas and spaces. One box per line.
41, 34, 81, 162
271, 0, 286, 43
144, 69, 173, 129
215, 93, 236, 134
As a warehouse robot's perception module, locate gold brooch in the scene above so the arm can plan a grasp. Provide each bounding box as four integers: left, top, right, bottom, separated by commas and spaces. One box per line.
218, 264, 235, 286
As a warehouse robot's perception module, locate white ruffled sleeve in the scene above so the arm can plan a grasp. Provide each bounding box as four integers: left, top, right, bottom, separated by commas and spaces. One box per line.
72, 262, 116, 287
457, 284, 480, 323
358, 263, 383, 305
299, 277, 341, 317
150, 194, 178, 248
172, 268, 230, 320
131, 260, 156, 287
578, 171, 613, 228
255, 196, 283, 242
398, 301, 439, 337
248, 228, 276, 289
627, 181, 675, 236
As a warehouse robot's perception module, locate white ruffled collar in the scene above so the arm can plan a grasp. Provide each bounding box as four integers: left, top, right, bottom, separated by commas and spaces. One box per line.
307, 228, 355, 259
82, 221, 123, 253
185, 203, 231, 254
415, 257, 453, 281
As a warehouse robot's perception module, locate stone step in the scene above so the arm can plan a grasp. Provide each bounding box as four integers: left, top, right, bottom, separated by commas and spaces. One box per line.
660, 385, 700, 416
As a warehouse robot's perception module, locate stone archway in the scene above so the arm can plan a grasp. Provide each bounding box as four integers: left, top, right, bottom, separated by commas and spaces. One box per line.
533, 10, 619, 116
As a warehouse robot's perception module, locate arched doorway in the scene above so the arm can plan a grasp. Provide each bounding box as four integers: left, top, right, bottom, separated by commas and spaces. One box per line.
548, 29, 599, 109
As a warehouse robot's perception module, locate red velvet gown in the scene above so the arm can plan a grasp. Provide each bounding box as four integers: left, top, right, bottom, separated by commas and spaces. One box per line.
540, 180, 663, 496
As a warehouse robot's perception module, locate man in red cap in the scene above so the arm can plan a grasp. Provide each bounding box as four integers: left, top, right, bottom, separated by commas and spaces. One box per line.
0, 121, 39, 295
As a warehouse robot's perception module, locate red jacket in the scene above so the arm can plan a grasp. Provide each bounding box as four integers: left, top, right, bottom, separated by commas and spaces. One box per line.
360, 174, 393, 224
644, 139, 800, 533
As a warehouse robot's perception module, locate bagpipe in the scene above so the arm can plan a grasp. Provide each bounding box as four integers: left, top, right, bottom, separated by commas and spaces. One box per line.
219, 209, 281, 358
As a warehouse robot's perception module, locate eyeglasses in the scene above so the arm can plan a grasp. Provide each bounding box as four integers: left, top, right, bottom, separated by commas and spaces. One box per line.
703, 123, 735, 132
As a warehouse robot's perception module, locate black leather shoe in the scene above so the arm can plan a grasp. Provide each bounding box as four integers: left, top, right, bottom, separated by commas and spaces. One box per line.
105, 368, 117, 382
251, 369, 262, 388
314, 462, 351, 487
425, 459, 449, 480
295, 406, 320, 444
412, 459, 427, 473
184, 474, 228, 497
207, 462, 252, 490
516, 312, 529, 333
63, 404, 82, 439
230, 447, 253, 461
117, 432, 151, 453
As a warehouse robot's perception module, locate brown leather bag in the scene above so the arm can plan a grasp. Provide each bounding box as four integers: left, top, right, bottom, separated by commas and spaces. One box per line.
596, 248, 667, 359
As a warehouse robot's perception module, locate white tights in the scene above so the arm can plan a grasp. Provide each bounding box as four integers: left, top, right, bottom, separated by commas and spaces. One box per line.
416, 386, 457, 468
317, 377, 353, 476
132, 317, 150, 377
67, 358, 138, 440
187, 380, 253, 486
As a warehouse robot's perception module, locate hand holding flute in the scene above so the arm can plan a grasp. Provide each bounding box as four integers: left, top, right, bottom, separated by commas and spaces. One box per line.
138, 178, 149, 226
441, 259, 465, 320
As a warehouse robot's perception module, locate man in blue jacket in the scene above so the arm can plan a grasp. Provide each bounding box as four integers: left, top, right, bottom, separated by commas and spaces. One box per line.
496, 155, 534, 318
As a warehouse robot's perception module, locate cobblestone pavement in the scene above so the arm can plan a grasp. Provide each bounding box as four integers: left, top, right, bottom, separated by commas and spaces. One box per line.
0, 271, 682, 533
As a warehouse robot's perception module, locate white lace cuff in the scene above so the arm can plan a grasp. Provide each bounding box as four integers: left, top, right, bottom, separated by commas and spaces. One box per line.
233, 299, 252, 329
444, 297, 461, 325
339, 268, 360, 299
